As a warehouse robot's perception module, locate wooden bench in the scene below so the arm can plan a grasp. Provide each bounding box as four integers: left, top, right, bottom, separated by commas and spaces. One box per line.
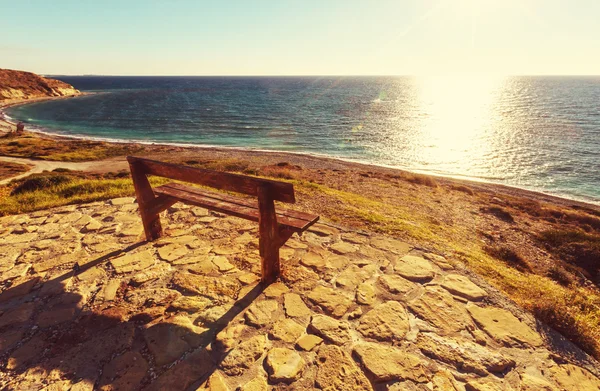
127, 156, 319, 283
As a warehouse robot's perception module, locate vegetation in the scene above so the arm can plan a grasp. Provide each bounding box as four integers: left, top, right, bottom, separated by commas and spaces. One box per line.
0, 161, 30, 180
0, 170, 167, 215
0, 133, 143, 161
0, 155, 599, 360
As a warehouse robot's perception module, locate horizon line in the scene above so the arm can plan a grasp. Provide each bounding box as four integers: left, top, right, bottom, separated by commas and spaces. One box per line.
42, 73, 600, 78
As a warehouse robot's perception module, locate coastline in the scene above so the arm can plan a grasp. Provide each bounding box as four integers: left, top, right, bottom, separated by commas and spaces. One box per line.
2, 95, 600, 366
1, 94, 599, 210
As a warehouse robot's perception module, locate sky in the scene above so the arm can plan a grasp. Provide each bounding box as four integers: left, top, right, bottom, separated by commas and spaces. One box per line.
1, 0, 599, 76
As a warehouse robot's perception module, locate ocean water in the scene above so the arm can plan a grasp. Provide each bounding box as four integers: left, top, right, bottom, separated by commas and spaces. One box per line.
5, 76, 600, 204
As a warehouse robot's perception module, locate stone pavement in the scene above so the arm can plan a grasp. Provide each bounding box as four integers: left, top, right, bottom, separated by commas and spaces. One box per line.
0, 197, 599, 390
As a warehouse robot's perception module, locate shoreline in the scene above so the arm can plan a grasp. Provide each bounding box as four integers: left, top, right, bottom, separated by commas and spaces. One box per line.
1, 95, 599, 210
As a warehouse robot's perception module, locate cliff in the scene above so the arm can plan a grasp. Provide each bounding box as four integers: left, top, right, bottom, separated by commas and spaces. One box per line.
0, 68, 80, 101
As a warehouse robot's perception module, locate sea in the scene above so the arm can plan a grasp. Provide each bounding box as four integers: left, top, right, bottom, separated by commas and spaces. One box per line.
4, 76, 600, 205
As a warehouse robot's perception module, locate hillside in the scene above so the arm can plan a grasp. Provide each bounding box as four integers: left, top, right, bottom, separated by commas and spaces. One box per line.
0, 69, 79, 101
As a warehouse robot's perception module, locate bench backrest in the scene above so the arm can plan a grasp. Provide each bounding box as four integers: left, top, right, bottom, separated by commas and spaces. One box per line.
127, 156, 296, 203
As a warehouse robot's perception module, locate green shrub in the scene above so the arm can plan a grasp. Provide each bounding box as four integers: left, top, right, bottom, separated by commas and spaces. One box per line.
10, 174, 73, 195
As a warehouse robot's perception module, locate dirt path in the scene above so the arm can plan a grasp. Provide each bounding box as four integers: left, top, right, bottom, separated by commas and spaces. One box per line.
0, 155, 124, 185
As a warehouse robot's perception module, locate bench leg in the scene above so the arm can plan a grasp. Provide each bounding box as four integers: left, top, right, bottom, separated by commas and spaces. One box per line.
129, 161, 164, 241
258, 186, 280, 284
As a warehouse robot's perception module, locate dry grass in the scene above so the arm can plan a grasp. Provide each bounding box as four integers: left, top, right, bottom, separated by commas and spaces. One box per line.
0, 133, 142, 161
0, 161, 30, 180
0, 152, 599, 360
0, 170, 167, 216
483, 245, 532, 272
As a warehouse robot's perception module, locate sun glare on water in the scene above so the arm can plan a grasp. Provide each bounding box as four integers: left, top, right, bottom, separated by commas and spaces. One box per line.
386, 74, 509, 178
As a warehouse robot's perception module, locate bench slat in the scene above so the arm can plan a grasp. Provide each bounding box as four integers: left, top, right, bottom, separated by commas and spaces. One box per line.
128, 156, 295, 203
154, 183, 319, 232
159, 183, 318, 223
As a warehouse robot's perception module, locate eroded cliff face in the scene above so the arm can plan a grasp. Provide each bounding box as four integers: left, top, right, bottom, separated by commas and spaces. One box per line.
0, 68, 80, 101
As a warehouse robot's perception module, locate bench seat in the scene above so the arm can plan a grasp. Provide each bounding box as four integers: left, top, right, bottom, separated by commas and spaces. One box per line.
127, 156, 320, 283
154, 182, 319, 232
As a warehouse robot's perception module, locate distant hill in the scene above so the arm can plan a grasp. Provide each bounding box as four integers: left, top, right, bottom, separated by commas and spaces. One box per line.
0, 68, 80, 101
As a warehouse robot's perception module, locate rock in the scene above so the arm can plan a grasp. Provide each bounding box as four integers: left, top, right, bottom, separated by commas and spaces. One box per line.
354, 342, 429, 383
315, 345, 373, 391
0, 329, 24, 356
220, 335, 266, 376
81, 218, 102, 233
239, 375, 268, 391
466, 304, 543, 347
47, 322, 136, 382
157, 243, 190, 262
144, 315, 206, 366
191, 207, 209, 216
215, 324, 247, 351
335, 265, 370, 290
110, 197, 135, 206
285, 238, 308, 249
379, 274, 416, 294
245, 300, 279, 327
283, 293, 311, 317
549, 364, 600, 391
33, 250, 88, 273
309, 224, 338, 237
270, 318, 305, 343
407, 287, 474, 335
37, 307, 78, 328
330, 241, 357, 255
417, 333, 515, 376
212, 245, 242, 256
171, 272, 240, 301
98, 351, 149, 391
71, 380, 95, 391
370, 237, 412, 255
169, 296, 212, 313
238, 272, 260, 285
441, 274, 488, 301
101, 279, 121, 302
7, 334, 46, 370
357, 301, 410, 341
110, 250, 156, 274
423, 253, 454, 270
300, 252, 326, 270
199, 372, 230, 391
394, 255, 434, 282
309, 315, 352, 345
197, 304, 232, 325
119, 224, 143, 237
263, 282, 289, 298
307, 285, 353, 317
356, 282, 375, 305
520, 372, 557, 391
76, 265, 107, 283
212, 256, 235, 272
144, 348, 214, 391
296, 334, 323, 351
126, 288, 181, 307
341, 232, 369, 244
1, 262, 31, 282
186, 257, 216, 273
464, 376, 507, 391
265, 348, 305, 383
0, 302, 35, 328
130, 262, 171, 286
432, 371, 462, 391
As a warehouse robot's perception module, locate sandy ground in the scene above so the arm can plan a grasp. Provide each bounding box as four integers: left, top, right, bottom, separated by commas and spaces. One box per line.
0, 156, 123, 185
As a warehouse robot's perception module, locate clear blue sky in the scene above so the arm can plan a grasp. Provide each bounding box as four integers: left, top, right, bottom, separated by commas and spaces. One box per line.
1, 0, 599, 75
